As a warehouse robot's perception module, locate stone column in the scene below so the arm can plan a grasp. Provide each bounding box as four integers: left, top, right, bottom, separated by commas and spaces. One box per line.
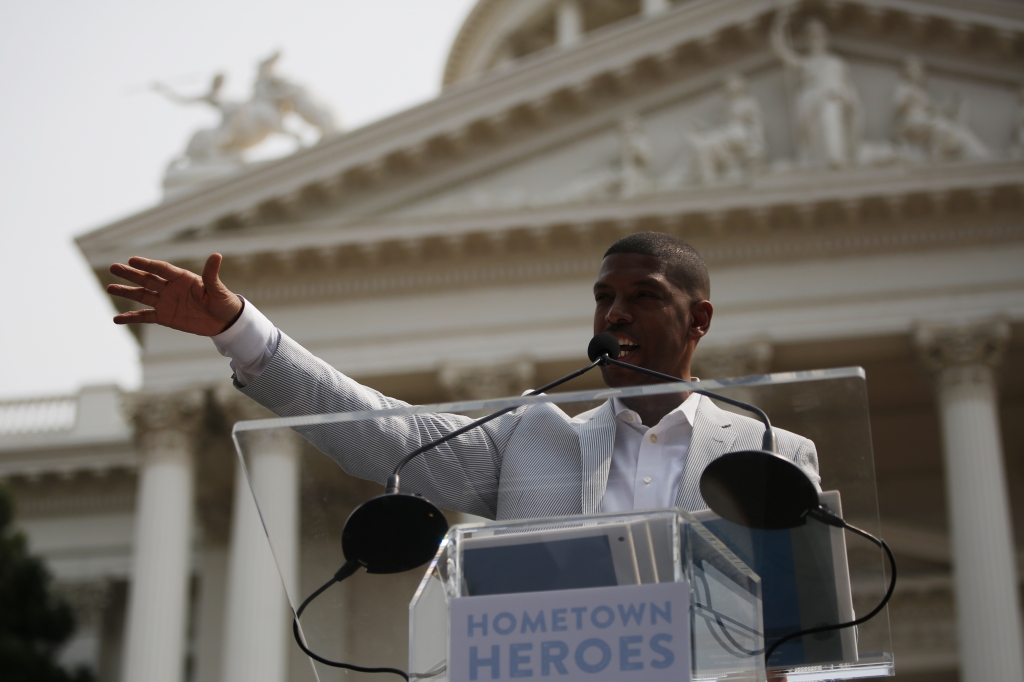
915, 320, 1024, 682
556, 0, 583, 48
221, 397, 301, 682
122, 391, 203, 682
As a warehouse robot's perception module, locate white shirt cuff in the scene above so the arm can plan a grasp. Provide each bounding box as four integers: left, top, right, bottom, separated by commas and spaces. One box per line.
211, 297, 280, 386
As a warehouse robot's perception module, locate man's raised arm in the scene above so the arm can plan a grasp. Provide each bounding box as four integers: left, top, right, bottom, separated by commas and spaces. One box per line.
107, 253, 243, 335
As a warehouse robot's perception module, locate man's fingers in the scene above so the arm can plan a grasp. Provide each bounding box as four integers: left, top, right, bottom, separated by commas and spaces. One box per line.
113, 309, 157, 325
200, 253, 225, 291
126, 256, 184, 281
109, 263, 168, 290
106, 284, 159, 307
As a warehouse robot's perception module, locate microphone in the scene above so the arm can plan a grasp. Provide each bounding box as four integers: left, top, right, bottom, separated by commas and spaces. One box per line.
587, 332, 621, 364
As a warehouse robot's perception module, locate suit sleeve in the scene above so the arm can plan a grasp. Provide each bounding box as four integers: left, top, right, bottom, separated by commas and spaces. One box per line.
792, 437, 821, 491
238, 333, 514, 518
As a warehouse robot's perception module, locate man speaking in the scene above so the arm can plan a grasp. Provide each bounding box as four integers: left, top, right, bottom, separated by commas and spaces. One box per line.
106, 232, 819, 519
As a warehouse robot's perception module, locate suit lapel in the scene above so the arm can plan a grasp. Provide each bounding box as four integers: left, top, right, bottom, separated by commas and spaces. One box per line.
674, 396, 737, 511
576, 400, 617, 514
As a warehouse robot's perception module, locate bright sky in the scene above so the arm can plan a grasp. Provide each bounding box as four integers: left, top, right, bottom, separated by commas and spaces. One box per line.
0, 0, 477, 400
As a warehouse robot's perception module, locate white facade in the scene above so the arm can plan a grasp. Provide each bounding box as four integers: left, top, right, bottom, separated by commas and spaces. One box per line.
2, 1, 1023, 680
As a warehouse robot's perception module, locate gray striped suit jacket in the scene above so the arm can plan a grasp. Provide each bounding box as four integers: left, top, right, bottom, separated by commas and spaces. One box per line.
241, 333, 821, 521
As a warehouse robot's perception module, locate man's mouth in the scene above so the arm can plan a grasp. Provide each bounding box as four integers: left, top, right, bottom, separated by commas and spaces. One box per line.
614, 336, 639, 360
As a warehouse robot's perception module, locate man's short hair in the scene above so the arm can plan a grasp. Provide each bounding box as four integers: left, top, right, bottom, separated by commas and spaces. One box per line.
603, 232, 710, 299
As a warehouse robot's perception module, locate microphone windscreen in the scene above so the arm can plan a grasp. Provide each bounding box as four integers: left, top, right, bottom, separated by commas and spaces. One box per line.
588, 333, 620, 362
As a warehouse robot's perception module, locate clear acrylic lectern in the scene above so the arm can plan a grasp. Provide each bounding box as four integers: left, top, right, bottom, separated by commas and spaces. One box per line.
233, 367, 894, 682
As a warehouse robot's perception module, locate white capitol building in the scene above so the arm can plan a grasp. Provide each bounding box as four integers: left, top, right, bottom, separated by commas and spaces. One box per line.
2, 0, 1023, 681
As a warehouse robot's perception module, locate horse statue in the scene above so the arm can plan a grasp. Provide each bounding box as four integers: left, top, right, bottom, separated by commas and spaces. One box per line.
154, 51, 338, 171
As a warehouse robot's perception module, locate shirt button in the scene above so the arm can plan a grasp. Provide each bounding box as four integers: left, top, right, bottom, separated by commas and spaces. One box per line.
626, 414, 634, 422
643, 477, 653, 485
649, 434, 658, 443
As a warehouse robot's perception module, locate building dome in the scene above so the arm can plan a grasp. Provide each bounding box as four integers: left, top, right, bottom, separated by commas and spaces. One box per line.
444, 0, 661, 87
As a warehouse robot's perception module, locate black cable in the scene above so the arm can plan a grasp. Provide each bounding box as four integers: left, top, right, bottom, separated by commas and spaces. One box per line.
292, 561, 410, 680
694, 564, 763, 657
761, 511, 898, 666
687, 510, 898, 669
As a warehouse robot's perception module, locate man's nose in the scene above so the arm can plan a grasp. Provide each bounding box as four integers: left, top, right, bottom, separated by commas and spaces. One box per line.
605, 297, 633, 325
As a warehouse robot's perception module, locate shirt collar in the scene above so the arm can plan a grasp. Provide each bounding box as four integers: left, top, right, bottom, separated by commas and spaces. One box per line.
611, 387, 701, 429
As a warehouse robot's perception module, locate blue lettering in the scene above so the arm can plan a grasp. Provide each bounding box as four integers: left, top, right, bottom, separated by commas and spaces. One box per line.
590, 606, 615, 629
574, 638, 612, 674
494, 612, 517, 636
468, 614, 488, 637
650, 601, 672, 625
541, 641, 569, 676
510, 643, 534, 678
619, 635, 644, 671
570, 606, 588, 630
617, 602, 646, 627
470, 644, 500, 680
551, 608, 568, 632
521, 611, 547, 634
650, 633, 675, 669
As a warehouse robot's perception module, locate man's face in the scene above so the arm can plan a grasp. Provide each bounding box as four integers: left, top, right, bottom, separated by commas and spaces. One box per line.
592, 252, 709, 387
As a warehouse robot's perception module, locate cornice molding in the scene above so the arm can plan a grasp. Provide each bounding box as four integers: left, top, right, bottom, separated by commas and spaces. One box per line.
85, 160, 1024, 279
188, 214, 1024, 309
76, 0, 1024, 263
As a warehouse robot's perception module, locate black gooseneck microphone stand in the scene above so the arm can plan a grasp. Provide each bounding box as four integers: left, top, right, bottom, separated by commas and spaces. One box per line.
590, 333, 897, 667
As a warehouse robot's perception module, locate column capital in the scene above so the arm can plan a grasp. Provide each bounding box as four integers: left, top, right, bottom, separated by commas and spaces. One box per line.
692, 339, 773, 379
214, 386, 275, 422
439, 357, 535, 401
914, 319, 1010, 387
129, 389, 205, 431
215, 387, 301, 459
128, 389, 206, 454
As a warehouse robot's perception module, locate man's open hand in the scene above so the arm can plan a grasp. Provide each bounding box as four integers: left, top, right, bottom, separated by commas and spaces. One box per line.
107, 254, 243, 336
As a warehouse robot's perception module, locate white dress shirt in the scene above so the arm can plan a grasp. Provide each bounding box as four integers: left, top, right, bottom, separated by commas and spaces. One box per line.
211, 298, 280, 387
212, 299, 698, 512
600, 393, 700, 513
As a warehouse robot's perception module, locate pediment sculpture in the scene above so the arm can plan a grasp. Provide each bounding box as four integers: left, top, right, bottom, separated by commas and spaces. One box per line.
350, 9, 1015, 217
893, 56, 990, 163
532, 115, 657, 205
154, 51, 337, 181
686, 74, 766, 184
771, 6, 864, 170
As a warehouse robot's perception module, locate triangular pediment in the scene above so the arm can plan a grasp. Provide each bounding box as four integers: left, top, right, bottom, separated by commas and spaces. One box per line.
77, 0, 1024, 273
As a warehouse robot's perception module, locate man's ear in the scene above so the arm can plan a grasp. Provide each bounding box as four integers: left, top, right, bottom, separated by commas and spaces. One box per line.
690, 300, 713, 340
